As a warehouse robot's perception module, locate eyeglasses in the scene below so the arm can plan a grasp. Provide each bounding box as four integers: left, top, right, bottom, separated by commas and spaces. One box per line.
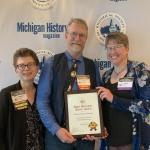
106, 44, 124, 51
16, 62, 36, 71
68, 32, 87, 39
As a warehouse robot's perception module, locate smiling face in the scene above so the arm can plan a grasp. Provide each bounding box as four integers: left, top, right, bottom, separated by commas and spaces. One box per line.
15, 56, 39, 82
106, 39, 129, 66
65, 22, 88, 58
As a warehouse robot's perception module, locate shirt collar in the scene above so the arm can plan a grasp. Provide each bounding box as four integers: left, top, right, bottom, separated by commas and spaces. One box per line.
65, 51, 83, 63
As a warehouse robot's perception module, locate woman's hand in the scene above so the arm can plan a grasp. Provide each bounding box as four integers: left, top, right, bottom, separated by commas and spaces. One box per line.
82, 134, 96, 141
96, 86, 113, 103
100, 127, 108, 139
82, 127, 108, 141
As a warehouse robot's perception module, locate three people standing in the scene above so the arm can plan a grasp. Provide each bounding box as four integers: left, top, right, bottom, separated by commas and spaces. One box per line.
1, 19, 149, 150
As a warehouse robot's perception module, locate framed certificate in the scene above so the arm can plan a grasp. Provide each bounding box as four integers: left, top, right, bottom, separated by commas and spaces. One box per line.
64, 90, 103, 138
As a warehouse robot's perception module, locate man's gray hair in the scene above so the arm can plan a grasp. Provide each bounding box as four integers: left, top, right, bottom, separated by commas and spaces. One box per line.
67, 18, 88, 32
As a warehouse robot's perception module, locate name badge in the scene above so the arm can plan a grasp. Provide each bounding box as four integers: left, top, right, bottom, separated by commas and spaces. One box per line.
11, 90, 28, 110
118, 77, 133, 90
77, 75, 91, 90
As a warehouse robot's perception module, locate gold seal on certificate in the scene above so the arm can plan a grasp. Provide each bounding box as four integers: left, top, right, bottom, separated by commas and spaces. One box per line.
64, 90, 103, 137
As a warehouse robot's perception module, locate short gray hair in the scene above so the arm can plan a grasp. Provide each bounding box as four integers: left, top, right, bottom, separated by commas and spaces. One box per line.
67, 18, 88, 32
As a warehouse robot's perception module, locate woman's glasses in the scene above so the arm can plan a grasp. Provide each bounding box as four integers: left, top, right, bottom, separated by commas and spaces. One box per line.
16, 62, 36, 71
106, 44, 124, 51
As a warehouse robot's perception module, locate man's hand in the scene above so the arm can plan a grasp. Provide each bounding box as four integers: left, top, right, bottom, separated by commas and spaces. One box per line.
56, 128, 76, 143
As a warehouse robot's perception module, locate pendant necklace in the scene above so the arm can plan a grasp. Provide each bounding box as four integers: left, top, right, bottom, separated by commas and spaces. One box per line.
113, 67, 127, 78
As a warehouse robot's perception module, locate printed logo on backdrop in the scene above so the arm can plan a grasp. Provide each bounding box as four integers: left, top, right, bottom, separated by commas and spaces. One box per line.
95, 12, 126, 44
34, 49, 55, 83
94, 58, 112, 74
17, 22, 67, 40
30, 0, 57, 10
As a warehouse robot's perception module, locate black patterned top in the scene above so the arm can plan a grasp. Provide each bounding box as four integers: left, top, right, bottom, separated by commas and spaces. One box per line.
26, 101, 44, 150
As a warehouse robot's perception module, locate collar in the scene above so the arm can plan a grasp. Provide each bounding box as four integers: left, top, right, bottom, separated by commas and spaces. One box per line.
65, 51, 83, 63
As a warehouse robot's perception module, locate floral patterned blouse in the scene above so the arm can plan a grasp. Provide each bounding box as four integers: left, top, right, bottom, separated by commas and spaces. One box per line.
100, 60, 150, 150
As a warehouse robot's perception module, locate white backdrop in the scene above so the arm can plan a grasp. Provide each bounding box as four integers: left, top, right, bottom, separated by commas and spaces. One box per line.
0, 0, 150, 90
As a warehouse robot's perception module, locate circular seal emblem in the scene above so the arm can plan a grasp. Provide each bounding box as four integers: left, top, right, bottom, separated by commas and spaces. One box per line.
30, 0, 57, 10
95, 12, 126, 44
34, 49, 54, 83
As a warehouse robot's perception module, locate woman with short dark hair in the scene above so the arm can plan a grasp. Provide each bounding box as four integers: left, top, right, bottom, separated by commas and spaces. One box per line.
0, 48, 44, 150
97, 32, 150, 150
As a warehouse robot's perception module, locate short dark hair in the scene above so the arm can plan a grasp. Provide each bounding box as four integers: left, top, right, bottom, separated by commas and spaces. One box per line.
105, 32, 129, 48
13, 48, 39, 67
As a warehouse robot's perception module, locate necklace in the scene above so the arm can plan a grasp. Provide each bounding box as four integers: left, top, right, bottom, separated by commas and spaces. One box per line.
113, 67, 127, 77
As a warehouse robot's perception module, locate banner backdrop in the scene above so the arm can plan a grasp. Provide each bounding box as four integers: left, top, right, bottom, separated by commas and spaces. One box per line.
0, 0, 150, 90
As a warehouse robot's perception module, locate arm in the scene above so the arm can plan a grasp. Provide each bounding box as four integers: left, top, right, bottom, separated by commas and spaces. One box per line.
113, 68, 150, 117
98, 63, 150, 118
113, 63, 150, 118
36, 57, 60, 135
37, 57, 76, 143
97, 85, 150, 118
0, 90, 8, 150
